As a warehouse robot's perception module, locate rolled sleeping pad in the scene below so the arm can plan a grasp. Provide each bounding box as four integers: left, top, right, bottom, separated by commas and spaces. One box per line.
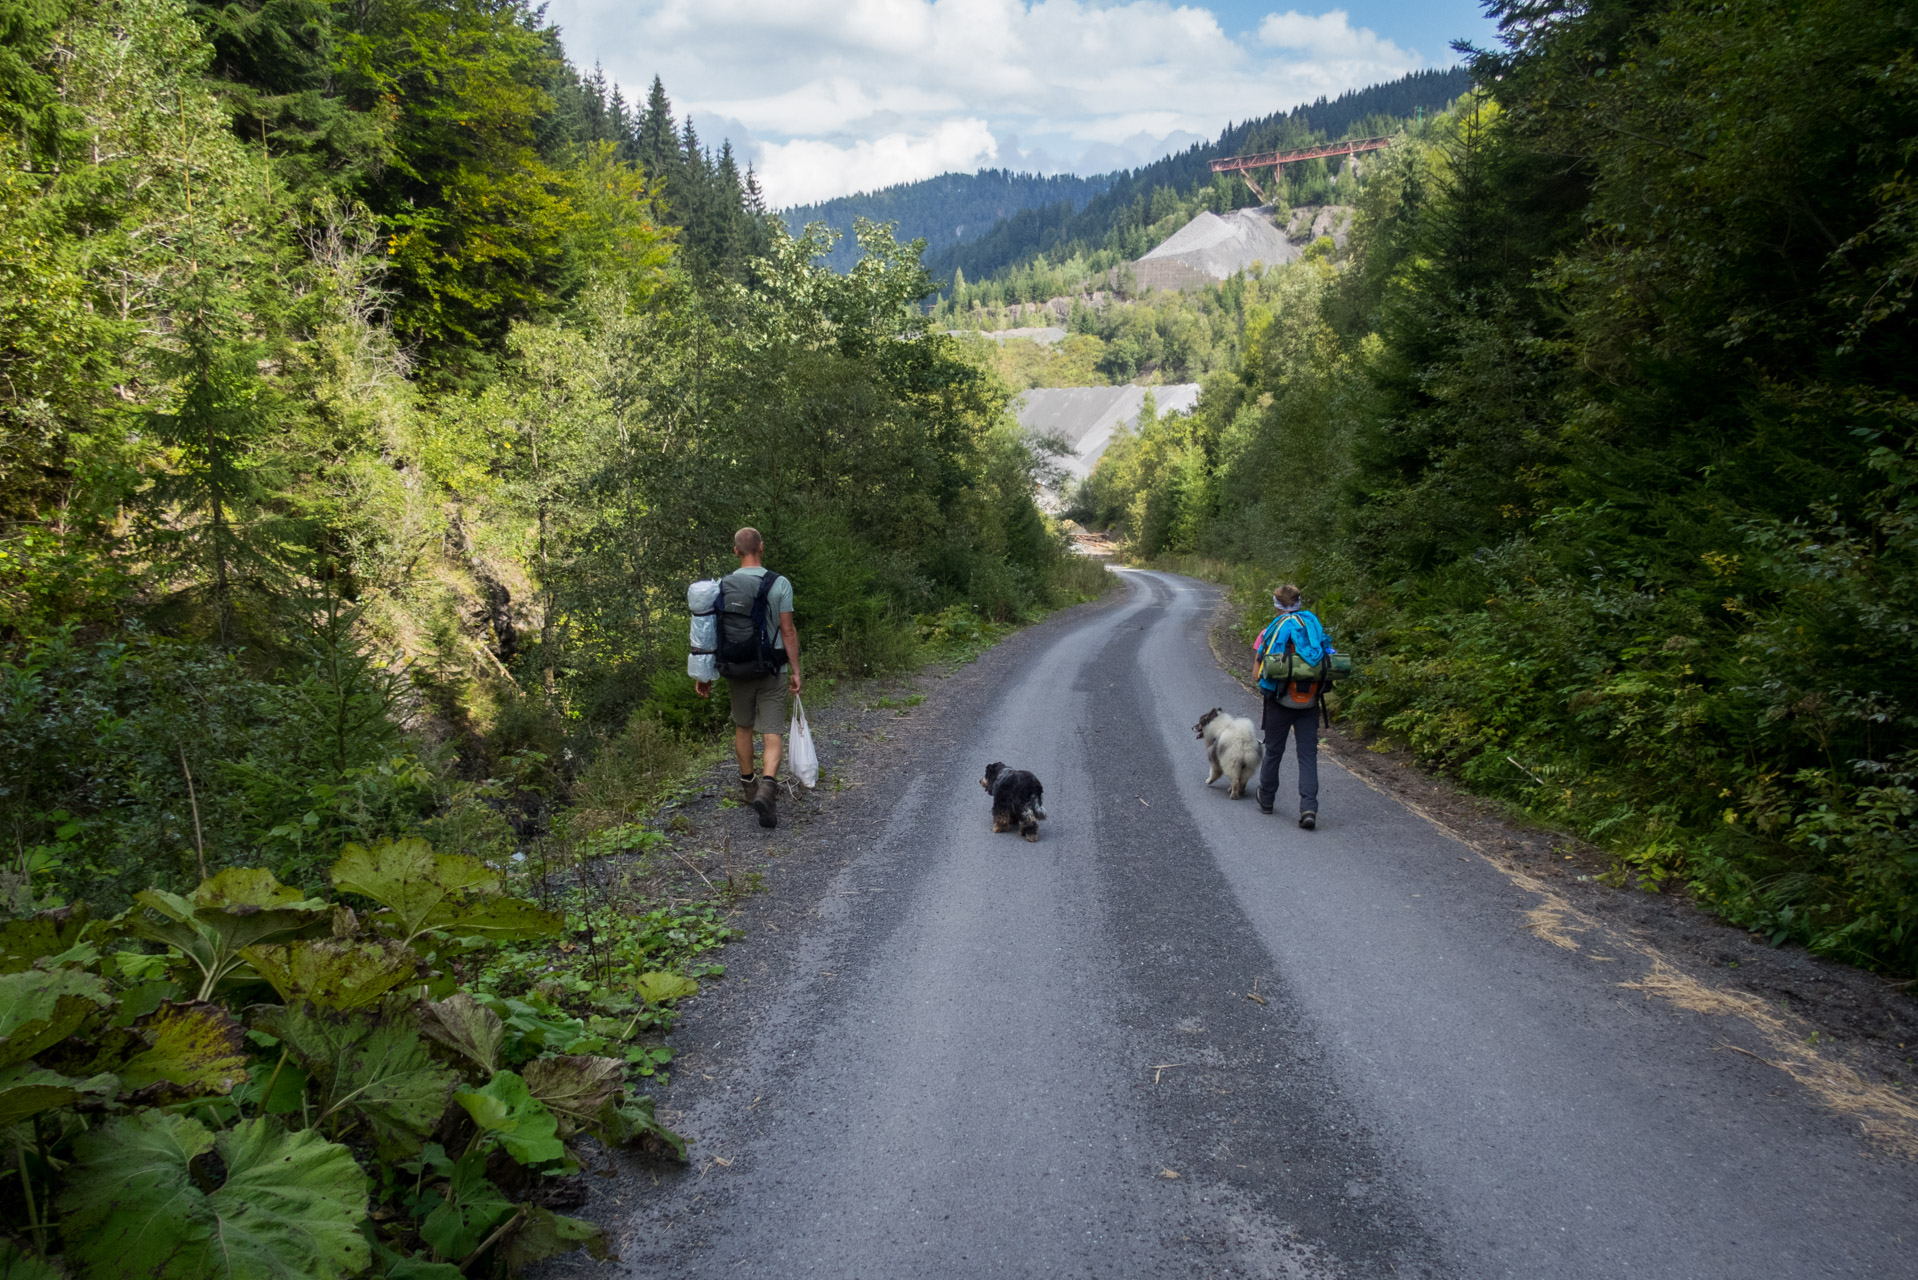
687, 579, 720, 681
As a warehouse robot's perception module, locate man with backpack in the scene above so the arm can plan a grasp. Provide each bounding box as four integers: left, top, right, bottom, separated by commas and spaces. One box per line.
694, 527, 802, 829
1251, 583, 1332, 829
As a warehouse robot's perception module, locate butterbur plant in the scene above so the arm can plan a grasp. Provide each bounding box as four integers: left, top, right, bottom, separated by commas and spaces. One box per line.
0, 837, 692, 1278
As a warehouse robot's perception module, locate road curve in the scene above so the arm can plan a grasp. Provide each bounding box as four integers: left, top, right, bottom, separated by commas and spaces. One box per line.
618, 570, 1918, 1279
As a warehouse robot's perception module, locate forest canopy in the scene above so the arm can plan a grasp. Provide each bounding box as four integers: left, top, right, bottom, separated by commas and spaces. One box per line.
0, 0, 1093, 909
1065, 0, 1918, 975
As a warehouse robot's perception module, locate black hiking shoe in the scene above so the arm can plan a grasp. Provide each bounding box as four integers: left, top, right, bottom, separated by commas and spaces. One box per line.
1299, 811, 1316, 830
752, 776, 778, 829
1257, 793, 1274, 815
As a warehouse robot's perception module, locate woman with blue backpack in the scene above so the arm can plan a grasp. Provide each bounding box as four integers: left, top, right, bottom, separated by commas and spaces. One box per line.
1251, 583, 1335, 829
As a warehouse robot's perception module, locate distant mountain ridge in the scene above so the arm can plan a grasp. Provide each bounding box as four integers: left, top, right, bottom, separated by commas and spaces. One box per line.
781, 170, 1116, 273
929, 67, 1473, 285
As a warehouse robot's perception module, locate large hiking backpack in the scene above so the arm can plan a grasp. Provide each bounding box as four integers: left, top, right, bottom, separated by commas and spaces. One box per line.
716, 569, 786, 680
1259, 611, 1340, 714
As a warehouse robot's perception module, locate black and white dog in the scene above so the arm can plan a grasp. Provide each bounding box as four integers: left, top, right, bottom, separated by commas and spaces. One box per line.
980, 762, 1046, 842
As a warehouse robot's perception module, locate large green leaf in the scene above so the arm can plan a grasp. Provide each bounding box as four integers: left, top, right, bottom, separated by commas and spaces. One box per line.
592, 1094, 689, 1162
117, 1002, 250, 1101
500, 1206, 614, 1270
330, 838, 492, 940
635, 971, 699, 1004
454, 1071, 566, 1165
57, 1113, 369, 1280
239, 938, 425, 1011
0, 1061, 117, 1126
0, 967, 111, 1068
473, 993, 593, 1061
192, 869, 325, 912
233, 1056, 311, 1116
418, 992, 504, 1075
330, 838, 560, 945
435, 896, 566, 945
0, 905, 92, 974
0, 1239, 64, 1279
417, 1147, 513, 1261
255, 1005, 457, 1158
521, 1055, 624, 1139
126, 876, 330, 1002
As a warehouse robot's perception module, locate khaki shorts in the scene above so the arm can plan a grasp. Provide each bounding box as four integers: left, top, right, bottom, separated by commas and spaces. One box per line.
726, 671, 790, 734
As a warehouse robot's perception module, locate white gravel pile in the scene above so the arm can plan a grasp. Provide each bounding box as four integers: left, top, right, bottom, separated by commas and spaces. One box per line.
1015, 384, 1202, 497
1137, 208, 1298, 280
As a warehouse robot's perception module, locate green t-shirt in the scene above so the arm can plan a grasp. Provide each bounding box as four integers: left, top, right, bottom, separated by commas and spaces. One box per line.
728, 566, 793, 651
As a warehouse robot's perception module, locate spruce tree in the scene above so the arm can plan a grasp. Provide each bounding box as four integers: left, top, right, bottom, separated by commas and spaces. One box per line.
636, 76, 678, 187
608, 84, 635, 162
582, 63, 609, 141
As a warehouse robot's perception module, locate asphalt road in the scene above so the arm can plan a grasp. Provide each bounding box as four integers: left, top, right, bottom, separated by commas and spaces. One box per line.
617, 570, 1918, 1279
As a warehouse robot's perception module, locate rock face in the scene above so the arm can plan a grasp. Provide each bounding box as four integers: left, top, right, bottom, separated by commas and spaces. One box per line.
1015, 384, 1203, 501
1128, 205, 1352, 291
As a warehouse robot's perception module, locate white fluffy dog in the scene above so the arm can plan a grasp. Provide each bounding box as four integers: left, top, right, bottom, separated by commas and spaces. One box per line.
1195, 708, 1263, 800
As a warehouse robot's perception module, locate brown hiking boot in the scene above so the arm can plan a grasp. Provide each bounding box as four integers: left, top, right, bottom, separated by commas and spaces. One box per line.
739, 775, 758, 805
751, 776, 778, 829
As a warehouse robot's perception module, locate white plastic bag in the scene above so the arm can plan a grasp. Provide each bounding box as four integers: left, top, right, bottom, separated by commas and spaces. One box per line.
686, 579, 720, 681
787, 695, 818, 789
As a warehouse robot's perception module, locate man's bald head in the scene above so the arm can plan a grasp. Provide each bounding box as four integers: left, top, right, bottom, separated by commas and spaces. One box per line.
734, 527, 763, 555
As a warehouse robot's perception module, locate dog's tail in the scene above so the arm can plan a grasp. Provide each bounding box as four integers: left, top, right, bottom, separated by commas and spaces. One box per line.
1032, 801, 1046, 821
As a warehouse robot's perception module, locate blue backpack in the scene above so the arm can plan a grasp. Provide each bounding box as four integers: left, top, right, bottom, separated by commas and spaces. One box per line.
1258, 611, 1329, 696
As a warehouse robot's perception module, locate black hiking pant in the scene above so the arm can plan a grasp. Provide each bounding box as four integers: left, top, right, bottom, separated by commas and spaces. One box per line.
1258, 697, 1319, 813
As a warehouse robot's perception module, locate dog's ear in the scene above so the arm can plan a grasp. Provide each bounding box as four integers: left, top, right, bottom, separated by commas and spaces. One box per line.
981, 762, 1003, 790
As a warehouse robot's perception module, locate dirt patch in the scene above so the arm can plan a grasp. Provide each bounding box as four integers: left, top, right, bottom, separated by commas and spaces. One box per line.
1204, 592, 1918, 1147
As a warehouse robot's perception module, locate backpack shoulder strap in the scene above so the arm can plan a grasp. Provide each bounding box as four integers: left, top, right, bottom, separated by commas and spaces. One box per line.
750, 570, 781, 650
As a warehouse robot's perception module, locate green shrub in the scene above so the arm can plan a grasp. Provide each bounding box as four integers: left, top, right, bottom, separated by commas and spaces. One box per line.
569, 713, 697, 836
0, 841, 693, 1277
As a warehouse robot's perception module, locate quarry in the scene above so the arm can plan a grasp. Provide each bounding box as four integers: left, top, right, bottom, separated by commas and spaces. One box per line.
1128, 203, 1352, 291
1015, 383, 1202, 498
953, 205, 1350, 494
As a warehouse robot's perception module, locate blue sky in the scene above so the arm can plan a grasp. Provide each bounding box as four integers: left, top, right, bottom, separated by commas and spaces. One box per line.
1203, 1, 1493, 63
542, 3, 1500, 206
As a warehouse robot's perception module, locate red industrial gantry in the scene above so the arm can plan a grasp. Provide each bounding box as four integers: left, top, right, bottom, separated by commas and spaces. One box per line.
1209, 135, 1394, 205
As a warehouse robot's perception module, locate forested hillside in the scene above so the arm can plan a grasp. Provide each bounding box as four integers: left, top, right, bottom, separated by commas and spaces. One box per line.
1073, 0, 1918, 976
0, 0, 1099, 1269
782, 170, 1114, 273
930, 68, 1470, 287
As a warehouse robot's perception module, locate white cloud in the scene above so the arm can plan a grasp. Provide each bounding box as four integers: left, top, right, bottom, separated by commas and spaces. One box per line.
1258, 9, 1411, 62
759, 119, 1000, 207
544, 1, 1426, 205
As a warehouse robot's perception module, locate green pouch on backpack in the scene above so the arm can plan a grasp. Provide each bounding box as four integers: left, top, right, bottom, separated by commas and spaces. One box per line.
1261, 650, 1323, 683
1260, 651, 1353, 682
